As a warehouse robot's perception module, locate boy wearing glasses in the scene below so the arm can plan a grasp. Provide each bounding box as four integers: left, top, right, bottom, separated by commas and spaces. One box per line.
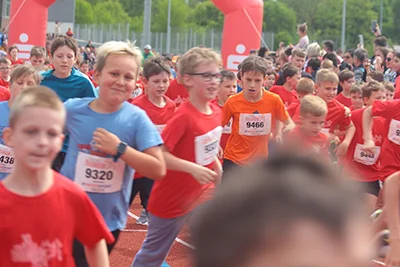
132, 47, 223, 267
0, 58, 11, 88
221, 56, 295, 173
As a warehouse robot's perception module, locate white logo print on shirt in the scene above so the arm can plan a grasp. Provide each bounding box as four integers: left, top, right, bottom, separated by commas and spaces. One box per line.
11, 234, 63, 266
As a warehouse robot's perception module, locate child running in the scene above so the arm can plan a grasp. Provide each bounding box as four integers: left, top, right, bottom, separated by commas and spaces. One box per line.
0, 86, 114, 266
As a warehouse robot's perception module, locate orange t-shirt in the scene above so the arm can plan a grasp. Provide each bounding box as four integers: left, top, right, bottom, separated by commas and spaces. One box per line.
222, 91, 289, 164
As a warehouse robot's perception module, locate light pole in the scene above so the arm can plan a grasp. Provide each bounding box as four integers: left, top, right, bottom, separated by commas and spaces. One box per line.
380, 0, 383, 33
143, 0, 152, 47
166, 0, 172, 53
341, 0, 347, 51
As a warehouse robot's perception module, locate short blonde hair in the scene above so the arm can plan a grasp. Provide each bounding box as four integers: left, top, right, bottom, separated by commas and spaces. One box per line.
296, 78, 314, 95
10, 65, 41, 86
178, 47, 221, 77
95, 41, 143, 75
315, 69, 339, 85
383, 81, 394, 92
321, 59, 334, 69
307, 42, 321, 58
300, 95, 328, 117
9, 86, 65, 128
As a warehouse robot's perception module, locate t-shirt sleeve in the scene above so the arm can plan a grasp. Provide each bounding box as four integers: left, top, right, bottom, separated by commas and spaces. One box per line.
338, 106, 351, 127
274, 95, 289, 122
222, 98, 233, 127
372, 100, 400, 118
133, 110, 163, 151
63, 99, 74, 134
82, 79, 96, 98
161, 112, 187, 152
75, 191, 115, 247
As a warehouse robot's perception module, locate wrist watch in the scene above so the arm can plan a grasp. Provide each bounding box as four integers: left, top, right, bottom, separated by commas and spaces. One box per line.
113, 142, 127, 162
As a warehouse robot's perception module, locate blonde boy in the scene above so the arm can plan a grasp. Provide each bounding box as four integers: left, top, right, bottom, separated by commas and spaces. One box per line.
29, 46, 46, 67
0, 86, 113, 266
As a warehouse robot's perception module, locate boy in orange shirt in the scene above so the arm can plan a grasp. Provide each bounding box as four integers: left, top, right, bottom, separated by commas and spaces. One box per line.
222, 56, 294, 172
335, 70, 355, 107
132, 47, 223, 267
212, 69, 237, 152
269, 64, 300, 108
285, 95, 329, 159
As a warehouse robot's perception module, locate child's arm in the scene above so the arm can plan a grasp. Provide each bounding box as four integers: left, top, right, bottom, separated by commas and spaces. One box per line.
362, 106, 376, 153
213, 157, 223, 185
282, 118, 295, 133
221, 100, 233, 127
84, 239, 109, 267
383, 172, 400, 266
335, 121, 355, 156
162, 146, 218, 185
93, 128, 166, 180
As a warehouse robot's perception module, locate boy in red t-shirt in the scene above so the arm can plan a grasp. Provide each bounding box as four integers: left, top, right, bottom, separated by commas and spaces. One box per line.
349, 84, 364, 110
165, 60, 189, 107
286, 95, 329, 159
0, 86, 113, 266
269, 64, 300, 108
129, 57, 176, 225
344, 81, 386, 213
132, 47, 223, 267
0, 57, 11, 88
335, 70, 355, 107
287, 78, 315, 118
211, 69, 237, 152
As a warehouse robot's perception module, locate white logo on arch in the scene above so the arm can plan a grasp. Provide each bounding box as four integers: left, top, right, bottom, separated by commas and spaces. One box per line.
227, 44, 248, 74
16, 33, 33, 60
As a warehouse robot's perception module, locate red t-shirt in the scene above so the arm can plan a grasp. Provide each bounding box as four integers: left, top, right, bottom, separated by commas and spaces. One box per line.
293, 99, 351, 135
285, 126, 329, 159
269, 85, 298, 108
132, 95, 176, 178
148, 101, 222, 218
0, 86, 10, 101
0, 172, 114, 266
211, 98, 231, 150
335, 93, 352, 108
165, 79, 188, 107
0, 77, 10, 88
371, 100, 400, 180
394, 75, 400, 99
287, 99, 300, 118
9, 58, 24, 65
343, 108, 385, 182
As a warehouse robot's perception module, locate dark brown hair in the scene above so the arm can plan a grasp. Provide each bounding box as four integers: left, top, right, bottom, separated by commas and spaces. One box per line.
282, 64, 299, 83
142, 56, 171, 80
367, 71, 384, 82
50, 35, 78, 57
338, 70, 355, 82
362, 80, 385, 99
240, 56, 268, 76
220, 69, 236, 83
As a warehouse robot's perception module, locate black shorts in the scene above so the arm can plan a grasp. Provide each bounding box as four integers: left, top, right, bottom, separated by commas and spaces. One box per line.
356, 180, 381, 197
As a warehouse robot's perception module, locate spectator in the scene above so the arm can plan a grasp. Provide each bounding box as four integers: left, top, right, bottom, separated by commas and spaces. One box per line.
66, 27, 73, 37
295, 23, 309, 49
54, 21, 62, 36
142, 44, 154, 64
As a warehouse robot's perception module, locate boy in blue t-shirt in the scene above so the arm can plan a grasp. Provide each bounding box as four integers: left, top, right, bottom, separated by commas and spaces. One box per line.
59, 41, 166, 267
40, 35, 96, 172
0, 65, 41, 180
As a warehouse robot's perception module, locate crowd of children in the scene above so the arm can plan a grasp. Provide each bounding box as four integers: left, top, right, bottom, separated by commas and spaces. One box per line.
1, 28, 400, 267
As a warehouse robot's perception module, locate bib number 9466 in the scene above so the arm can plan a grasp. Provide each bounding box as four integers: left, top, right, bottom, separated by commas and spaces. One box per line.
246, 121, 265, 128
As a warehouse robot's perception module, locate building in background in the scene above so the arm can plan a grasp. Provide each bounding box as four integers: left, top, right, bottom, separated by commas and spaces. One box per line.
1, 0, 75, 35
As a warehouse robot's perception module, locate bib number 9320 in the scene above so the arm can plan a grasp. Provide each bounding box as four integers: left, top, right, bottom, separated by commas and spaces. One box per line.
85, 168, 113, 180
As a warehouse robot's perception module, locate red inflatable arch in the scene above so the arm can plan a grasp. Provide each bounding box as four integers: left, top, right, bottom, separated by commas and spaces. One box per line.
8, 0, 55, 61
212, 0, 264, 73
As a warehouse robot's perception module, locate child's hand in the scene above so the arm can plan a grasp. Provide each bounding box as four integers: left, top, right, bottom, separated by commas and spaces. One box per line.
217, 146, 224, 159
92, 128, 121, 156
334, 141, 349, 156
362, 140, 376, 154
344, 106, 351, 118
191, 164, 218, 185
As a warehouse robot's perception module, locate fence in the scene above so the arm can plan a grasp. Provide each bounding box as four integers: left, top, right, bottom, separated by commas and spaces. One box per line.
74, 24, 275, 54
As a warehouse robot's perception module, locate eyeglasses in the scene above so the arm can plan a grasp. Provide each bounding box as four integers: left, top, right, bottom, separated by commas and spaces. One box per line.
0, 67, 10, 71
188, 72, 222, 82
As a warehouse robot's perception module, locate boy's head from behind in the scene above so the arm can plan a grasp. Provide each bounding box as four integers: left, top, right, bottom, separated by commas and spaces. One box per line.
338, 70, 355, 93
296, 78, 314, 99
282, 64, 300, 90
179, 47, 222, 101
4, 86, 65, 171
315, 69, 339, 103
193, 154, 371, 267
218, 69, 237, 103
366, 71, 384, 83
383, 81, 394, 100
350, 84, 364, 110
362, 81, 385, 107
142, 56, 171, 98
300, 95, 328, 136
9, 65, 41, 102
30, 46, 46, 67
94, 41, 142, 105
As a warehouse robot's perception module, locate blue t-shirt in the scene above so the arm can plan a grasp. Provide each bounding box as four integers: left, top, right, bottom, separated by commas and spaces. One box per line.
40, 68, 96, 152
0, 101, 11, 180
60, 98, 163, 231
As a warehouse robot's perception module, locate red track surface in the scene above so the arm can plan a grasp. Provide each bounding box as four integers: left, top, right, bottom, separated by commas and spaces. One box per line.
110, 197, 193, 267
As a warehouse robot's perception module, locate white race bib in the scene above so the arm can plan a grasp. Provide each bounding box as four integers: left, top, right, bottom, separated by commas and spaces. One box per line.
388, 119, 400, 145
239, 113, 271, 136
222, 118, 232, 134
353, 144, 380, 165
321, 128, 330, 135
195, 126, 222, 166
131, 88, 143, 99
0, 144, 14, 174
74, 152, 125, 193
155, 124, 166, 134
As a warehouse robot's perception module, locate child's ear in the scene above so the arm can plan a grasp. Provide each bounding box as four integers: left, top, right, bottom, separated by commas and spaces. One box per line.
93, 69, 100, 85
314, 84, 319, 93
142, 78, 149, 86
2, 127, 14, 148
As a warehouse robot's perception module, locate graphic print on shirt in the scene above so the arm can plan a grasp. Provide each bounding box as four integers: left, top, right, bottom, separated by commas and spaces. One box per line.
74, 142, 125, 193
11, 234, 63, 266
0, 126, 14, 173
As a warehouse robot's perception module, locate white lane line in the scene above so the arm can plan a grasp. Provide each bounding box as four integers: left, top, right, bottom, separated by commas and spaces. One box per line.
127, 211, 195, 249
